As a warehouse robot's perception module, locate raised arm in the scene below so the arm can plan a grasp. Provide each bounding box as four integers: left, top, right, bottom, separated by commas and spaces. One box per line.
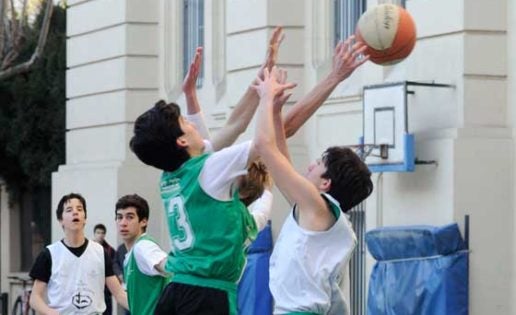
283, 36, 369, 138
253, 68, 332, 231
211, 26, 286, 151
272, 68, 293, 161
183, 47, 203, 115
183, 47, 211, 139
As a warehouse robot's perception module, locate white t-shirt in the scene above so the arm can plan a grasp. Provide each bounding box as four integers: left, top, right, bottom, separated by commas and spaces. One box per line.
186, 113, 273, 231
124, 234, 168, 276
269, 194, 357, 315
199, 140, 250, 201
248, 189, 273, 231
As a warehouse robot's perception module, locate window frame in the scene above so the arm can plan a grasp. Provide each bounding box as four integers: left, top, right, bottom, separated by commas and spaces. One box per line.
183, 0, 205, 88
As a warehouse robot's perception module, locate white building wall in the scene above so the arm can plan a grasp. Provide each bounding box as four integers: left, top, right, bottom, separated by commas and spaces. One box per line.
510, 0, 516, 312
54, 0, 164, 248
58, 0, 516, 313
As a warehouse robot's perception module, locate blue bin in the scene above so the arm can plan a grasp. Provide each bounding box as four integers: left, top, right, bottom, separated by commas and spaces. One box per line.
366, 224, 468, 315
238, 223, 273, 315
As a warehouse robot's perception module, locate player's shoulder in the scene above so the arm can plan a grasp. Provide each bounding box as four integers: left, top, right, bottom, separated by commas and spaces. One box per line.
134, 238, 159, 253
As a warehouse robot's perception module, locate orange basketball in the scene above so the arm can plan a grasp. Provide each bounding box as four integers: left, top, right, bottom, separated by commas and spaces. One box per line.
355, 4, 417, 65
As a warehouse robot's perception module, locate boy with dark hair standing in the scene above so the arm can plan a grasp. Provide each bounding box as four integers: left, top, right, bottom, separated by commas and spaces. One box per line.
93, 223, 116, 315
29, 193, 128, 315
115, 194, 169, 315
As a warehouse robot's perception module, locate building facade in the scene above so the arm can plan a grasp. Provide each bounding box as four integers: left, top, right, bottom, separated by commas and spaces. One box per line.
43, 0, 516, 313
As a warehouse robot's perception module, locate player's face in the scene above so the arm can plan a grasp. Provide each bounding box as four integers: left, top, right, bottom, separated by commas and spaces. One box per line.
178, 116, 205, 154
116, 207, 147, 243
305, 158, 328, 189
60, 198, 86, 231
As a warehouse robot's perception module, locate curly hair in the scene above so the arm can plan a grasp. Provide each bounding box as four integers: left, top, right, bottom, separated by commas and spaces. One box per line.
239, 160, 271, 206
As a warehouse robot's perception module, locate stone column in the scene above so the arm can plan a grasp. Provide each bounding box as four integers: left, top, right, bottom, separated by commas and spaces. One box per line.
54, 0, 164, 245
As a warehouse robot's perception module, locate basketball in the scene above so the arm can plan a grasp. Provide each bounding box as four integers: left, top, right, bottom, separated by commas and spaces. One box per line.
355, 4, 417, 65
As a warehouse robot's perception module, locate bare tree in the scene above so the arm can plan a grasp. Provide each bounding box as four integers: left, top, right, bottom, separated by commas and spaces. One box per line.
0, 0, 53, 80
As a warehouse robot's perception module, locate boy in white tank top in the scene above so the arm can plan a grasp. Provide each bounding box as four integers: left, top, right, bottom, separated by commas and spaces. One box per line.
29, 193, 129, 315
251, 35, 373, 315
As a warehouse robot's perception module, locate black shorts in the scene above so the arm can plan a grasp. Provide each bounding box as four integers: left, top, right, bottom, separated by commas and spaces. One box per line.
154, 282, 234, 315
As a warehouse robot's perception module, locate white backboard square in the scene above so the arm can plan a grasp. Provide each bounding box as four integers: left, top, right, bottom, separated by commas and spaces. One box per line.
363, 83, 407, 166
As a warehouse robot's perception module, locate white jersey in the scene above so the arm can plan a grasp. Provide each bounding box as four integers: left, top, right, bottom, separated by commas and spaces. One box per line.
47, 241, 106, 314
269, 194, 357, 315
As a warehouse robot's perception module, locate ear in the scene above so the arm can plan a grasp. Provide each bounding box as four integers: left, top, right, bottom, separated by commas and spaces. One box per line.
320, 178, 331, 192
140, 218, 148, 229
176, 136, 188, 148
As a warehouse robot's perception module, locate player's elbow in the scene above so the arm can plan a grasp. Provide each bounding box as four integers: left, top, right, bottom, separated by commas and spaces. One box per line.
284, 124, 296, 138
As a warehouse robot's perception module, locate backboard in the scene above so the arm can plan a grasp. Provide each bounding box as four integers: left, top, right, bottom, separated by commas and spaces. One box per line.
362, 82, 415, 172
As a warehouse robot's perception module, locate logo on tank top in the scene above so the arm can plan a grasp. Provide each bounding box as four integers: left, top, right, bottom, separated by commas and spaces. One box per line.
71, 291, 92, 309
161, 178, 181, 196
71, 281, 95, 311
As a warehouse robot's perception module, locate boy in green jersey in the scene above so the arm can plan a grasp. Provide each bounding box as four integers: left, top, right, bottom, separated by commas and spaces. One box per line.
131, 103, 288, 315
115, 194, 170, 315
130, 27, 292, 315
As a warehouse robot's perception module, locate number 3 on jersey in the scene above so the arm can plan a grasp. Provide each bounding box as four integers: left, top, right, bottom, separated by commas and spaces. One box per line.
168, 196, 195, 251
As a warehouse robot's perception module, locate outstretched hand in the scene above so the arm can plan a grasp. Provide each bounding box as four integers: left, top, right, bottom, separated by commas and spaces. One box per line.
330, 35, 370, 82
257, 26, 285, 80
252, 66, 296, 101
273, 68, 295, 113
183, 47, 203, 94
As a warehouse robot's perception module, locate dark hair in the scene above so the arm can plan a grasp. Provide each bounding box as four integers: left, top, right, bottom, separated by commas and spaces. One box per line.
130, 100, 189, 172
322, 147, 373, 212
115, 194, 150, 232
94, 223, 106, 233
239, 160, 270, 206
56, 193, 87, 220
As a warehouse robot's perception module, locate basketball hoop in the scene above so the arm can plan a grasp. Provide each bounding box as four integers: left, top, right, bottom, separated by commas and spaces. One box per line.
349, 144, 376, 161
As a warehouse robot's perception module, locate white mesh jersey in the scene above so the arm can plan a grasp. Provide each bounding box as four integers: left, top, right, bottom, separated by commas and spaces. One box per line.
269, 194, 357, 315
47, 241, 105, 314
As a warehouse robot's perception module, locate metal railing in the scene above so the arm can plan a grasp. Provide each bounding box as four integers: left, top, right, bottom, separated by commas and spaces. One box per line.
349, 203, 366, 315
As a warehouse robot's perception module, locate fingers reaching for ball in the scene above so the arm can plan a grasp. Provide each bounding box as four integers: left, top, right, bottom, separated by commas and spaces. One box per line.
331, 36, 370, 82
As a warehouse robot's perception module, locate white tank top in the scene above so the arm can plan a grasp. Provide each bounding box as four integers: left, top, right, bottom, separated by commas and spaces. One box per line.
47, 240, 105, 314
269, 194, 357, 315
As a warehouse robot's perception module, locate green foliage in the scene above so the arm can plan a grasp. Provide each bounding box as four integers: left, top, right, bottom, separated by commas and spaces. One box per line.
0, 5, 66, 191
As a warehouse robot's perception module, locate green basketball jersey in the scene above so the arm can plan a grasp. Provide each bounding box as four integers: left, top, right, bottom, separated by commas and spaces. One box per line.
160, 153, 257, 290
124, 235, 170, 315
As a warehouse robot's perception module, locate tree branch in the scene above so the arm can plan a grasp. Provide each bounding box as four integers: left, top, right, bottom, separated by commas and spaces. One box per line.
0, 0, 53, 81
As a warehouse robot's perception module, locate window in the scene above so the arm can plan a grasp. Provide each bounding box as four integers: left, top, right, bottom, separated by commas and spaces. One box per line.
183, 0, 204, 88
334, 0, 366, 46
396, 0, 407, 7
